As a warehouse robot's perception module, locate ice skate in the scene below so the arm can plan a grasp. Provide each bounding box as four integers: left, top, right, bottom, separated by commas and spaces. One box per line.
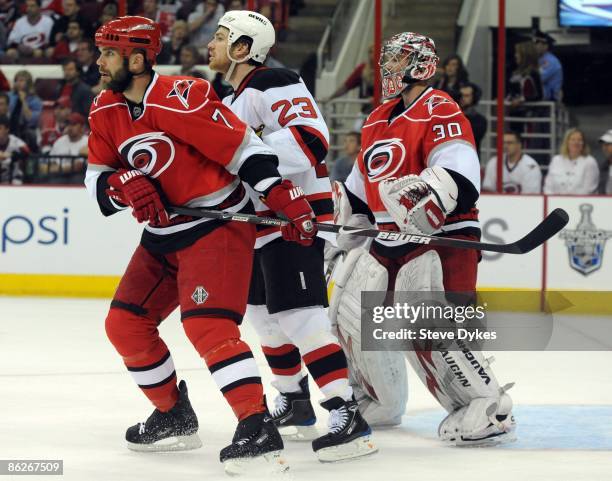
125, 380, 202, 452
312, 397, 378, 462
270, 376, 319, 441
220, 411, 289, 476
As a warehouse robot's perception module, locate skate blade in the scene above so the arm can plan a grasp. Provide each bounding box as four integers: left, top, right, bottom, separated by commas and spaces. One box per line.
316, 435, 378, 463
223, 450, 289, 477
127, 433, 203, 452
278, 424, 319, 441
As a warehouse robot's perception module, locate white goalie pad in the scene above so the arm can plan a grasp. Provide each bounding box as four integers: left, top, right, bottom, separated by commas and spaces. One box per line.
327, 248, 408, 426
396, 250, 516, 443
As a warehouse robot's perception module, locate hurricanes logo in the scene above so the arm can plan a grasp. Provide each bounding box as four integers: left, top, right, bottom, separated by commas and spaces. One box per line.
24, 32, 46, 48
118, 132, 175, 179
363, 138, 406, 182
167, 79, 195, 109
424, 94, 451, 114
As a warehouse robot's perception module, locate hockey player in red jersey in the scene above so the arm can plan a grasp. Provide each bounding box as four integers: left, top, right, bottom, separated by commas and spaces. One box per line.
86, 16, 319, 473
329, 32, 517, 445
207, 10, 376, 462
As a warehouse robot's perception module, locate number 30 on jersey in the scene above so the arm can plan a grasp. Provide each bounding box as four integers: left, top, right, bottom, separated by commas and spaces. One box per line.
432, 122, 462, 142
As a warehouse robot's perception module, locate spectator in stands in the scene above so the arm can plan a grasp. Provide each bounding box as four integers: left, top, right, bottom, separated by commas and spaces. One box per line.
95, 2, 117, 30
139, 0, 174, 38
76, 39, 101, 91
0, 114, 28, 184
177, 45, 207, 79
507, 41, 542, 108
158, 19, 189, 64
50, 0, 91, 46
39, 97, 71, 153
48, 111, 87, 182
459, 82, 486, 158
227, 0, 244, 9
483, 131, 541, 193
323, 45, 375, 104
0, 0, 18, 34
597, 129, 612, 194
434, 54, 469, 102
533, 30, 563, 102
55, 58, 94, 118
5, 0, 54, 61
49, 19, 82, 61
331, 131, 360, 183
8, 70, 42, 148
0, 92, 9, 119
0, 68, 9, 92
188, 0, 224, 59
544, 128, 599, 194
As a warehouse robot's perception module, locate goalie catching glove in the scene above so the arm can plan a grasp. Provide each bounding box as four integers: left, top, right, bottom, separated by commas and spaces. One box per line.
107, 169, 170, 226
378, 166, 458, 235
261, 179, 317, 246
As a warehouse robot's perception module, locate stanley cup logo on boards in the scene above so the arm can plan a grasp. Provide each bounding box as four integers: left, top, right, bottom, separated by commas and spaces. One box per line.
559, 204, 612, 275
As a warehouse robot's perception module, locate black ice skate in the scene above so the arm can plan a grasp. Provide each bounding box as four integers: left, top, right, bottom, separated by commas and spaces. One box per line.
125, 380, 202, 452
270, 375, 318, 441
312, 396, 378, 462
220, 411, 288, 476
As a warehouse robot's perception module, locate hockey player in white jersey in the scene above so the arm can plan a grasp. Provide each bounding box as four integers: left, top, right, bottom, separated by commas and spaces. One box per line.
207, 10, 376, 462
482, 131, 542, 193
328, 32, 517, 446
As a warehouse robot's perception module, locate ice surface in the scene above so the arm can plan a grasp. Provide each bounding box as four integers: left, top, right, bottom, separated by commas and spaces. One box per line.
1, 298, 611, 480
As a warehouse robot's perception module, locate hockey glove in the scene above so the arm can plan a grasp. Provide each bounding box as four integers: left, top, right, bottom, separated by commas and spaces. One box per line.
261, 180, 317, 246
378, 166, 458, 236
106, 169, 170, 226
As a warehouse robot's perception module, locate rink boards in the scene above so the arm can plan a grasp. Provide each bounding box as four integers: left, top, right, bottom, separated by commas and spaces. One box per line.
0, 186, 611, 312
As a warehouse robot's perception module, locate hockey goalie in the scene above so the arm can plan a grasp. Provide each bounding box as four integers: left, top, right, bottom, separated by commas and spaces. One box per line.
327, 32, 517, 446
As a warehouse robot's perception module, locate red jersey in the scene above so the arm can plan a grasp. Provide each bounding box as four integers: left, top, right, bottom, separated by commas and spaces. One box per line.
346, 87, 481, 251
85, 73, 275, 253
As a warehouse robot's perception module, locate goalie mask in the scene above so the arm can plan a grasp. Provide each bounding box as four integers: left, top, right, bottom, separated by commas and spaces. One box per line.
380, 32, 439, 99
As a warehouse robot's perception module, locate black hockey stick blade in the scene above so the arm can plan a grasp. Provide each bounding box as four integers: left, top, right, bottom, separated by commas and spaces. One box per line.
169, 206, 569, 255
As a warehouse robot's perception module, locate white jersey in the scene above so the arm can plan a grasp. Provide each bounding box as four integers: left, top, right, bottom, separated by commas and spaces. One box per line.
543, 154, 599, 194
482, 154, 542, 194
8, 14, 54, 49
223, 67, 333, 247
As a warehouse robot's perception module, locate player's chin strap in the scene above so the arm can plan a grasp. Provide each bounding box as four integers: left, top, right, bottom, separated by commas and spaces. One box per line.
224, 47, 249, 82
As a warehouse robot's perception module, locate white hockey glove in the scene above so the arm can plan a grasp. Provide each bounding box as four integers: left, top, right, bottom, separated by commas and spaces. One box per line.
378, 166, 458, 236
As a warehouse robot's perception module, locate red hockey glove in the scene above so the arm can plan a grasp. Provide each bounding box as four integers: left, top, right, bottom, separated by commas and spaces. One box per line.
262, 180, 317, 246
106, 169, 170, 226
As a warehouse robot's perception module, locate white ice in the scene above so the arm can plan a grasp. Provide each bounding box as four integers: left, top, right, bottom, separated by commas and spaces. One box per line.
1, 297, 612, 481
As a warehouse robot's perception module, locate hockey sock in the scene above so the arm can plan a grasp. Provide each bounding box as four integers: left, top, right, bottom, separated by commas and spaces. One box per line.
278, 307, 353, 401
262, 343, 305, 393
183, 316, 264, 420
105, 307, 179, 412
247, 304, 306, 393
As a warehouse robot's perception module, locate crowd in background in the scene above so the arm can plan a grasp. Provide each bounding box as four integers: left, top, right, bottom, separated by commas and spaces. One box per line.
0, 0, 302, 184
0, 1, 610, 196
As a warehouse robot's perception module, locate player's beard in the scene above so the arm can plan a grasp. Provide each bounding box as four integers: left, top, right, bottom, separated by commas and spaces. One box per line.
106, 60, 134, 93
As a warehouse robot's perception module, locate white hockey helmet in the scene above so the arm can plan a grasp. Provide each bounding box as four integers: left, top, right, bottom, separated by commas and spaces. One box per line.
218, 10, 275, 64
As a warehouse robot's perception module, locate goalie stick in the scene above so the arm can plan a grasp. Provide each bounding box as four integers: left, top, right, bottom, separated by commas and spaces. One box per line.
169, 206, 569, 255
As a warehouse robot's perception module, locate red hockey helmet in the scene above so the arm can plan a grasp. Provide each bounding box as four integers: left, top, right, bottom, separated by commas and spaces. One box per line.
379, 32, 439, 99
95, 16, 162, 64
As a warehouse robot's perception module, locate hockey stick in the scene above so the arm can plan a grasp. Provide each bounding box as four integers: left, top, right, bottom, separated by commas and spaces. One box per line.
169, 205, 569, 255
